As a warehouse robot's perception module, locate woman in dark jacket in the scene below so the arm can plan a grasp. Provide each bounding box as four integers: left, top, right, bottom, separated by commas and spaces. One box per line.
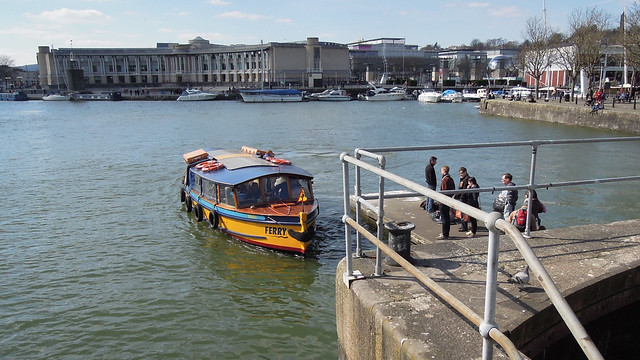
466, 177, 480, 237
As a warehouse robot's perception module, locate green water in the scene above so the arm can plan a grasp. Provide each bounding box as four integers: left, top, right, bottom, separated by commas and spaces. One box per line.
0, 100, 638, 359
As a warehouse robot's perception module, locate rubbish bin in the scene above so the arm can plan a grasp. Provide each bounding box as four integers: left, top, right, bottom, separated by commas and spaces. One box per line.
564, 93, 570, 102
384, 221, 415, 266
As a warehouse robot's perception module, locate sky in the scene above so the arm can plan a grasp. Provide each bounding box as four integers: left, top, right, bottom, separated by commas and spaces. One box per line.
0, 0, 636, 66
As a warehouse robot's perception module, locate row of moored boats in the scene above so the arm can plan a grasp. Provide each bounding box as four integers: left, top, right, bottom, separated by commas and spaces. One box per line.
5, 86, 492, 103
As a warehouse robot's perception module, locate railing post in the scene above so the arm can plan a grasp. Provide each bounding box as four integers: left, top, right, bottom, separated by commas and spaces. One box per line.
374, 155, 386, 276
354, 151, 363, 257
340, 153, 353, 281
524, 143, 539, 238
480, 211, 503, 360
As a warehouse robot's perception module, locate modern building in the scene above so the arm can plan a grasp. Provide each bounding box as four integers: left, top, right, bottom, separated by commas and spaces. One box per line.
347, 38, 440, 85
36, 37, 350, 91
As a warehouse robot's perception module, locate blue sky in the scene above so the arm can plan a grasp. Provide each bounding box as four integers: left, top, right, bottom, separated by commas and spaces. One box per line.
0, 0, 635, 66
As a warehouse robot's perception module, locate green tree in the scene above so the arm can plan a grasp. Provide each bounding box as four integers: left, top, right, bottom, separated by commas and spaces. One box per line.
0, 55, 16, 91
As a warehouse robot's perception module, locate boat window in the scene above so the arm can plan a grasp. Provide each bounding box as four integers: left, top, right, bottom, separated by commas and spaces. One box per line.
202, 178, 217, 202
219, 184, 235, 206
190, 173, 202, 194
290, 177, 313, 202
236, 179, 262, 207
264, 175, 289, 203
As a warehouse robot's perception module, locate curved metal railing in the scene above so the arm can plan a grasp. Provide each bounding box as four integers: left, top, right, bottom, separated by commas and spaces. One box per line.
340, 137, 640, 360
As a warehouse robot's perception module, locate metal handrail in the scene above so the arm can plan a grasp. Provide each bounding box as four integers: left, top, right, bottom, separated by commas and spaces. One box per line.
339, 137, 640, 360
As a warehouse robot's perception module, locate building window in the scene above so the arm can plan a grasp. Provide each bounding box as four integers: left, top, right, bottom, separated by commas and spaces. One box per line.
107, 76, 114, 84
118, 75, 125, 83
130, 76, 137, 83
94, 76, 102, 84
152, 75, 158, 83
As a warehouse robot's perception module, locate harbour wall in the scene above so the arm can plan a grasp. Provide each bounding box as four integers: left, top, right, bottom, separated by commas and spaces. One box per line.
478, 98, 640, 134
335, 194, 640, 359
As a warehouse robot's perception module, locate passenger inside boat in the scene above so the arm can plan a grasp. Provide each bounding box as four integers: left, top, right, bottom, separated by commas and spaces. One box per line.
237, 179, 262, 207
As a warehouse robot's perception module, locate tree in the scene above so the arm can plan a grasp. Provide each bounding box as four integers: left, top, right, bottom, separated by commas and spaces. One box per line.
520, 16, 554, 98
623, 3, 640, 86
569, 7, 612, 90
0, 55, 16, 90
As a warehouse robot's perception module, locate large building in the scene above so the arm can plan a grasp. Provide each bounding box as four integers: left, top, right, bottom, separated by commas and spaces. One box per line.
347, 38, 440, 85
37, 37, 350, 91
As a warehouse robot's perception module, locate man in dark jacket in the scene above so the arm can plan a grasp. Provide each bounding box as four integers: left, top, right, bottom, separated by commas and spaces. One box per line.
437, 165, 456, 240
424, 156, 438, 213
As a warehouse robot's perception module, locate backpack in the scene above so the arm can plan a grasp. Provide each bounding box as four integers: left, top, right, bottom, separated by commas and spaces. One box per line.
514, 208, 527, 230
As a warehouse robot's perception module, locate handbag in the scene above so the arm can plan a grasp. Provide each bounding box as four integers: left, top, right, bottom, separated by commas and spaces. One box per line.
493, 197, 506, 212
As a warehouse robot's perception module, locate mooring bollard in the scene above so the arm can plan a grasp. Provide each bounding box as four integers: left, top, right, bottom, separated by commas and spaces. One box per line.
384, 220, 415, 266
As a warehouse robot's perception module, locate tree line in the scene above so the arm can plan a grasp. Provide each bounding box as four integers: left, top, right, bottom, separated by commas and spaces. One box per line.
520, 5, 640, 100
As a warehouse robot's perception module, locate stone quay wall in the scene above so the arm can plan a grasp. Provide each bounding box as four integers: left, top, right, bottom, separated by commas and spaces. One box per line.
478, 98, 640, 134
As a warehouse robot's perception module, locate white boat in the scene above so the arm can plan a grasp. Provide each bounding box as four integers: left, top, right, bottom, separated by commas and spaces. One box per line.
417, 89, 441, 103
177, 89, 218, 101
462, 89, 482, 102
239, 89, 304, 103
441, 89, 463, 103
43, 93, 70, 101
364, 86, 405, 101
312, 89, 352, 101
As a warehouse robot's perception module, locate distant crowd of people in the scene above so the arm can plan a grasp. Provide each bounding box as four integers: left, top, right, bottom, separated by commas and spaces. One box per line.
422, 156, 546, 240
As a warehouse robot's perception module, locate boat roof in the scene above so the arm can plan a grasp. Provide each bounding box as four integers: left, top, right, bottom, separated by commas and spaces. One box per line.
190, 148, 313, 185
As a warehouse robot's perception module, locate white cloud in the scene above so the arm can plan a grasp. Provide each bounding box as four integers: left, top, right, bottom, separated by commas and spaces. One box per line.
27, 8, 112, 24
276, 17, 292, 23
215, 11, 266, 20
208, 0, 231, 4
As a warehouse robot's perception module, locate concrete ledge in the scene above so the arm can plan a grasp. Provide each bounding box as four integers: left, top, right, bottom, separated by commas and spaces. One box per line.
336, 219, 640, 359
478, 99, 640, 133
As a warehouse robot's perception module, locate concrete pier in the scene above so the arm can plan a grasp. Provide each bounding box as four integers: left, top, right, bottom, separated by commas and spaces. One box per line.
336, 194, 640, 359
478, 98, 640, 134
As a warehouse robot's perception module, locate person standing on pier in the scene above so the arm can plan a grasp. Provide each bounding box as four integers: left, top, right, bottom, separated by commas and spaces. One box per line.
455, 167, 471, 232
499, 173, 518, 220
424, 156, 438, 214
437, 165, 456, 240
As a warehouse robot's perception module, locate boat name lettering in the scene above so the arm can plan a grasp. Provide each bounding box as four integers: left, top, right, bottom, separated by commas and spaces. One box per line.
265, 226, 288, 236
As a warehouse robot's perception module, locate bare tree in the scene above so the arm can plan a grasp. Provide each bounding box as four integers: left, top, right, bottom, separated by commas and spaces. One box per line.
623, 3, 640, 87
520, 16, 554, 98
569, 7, 612, 91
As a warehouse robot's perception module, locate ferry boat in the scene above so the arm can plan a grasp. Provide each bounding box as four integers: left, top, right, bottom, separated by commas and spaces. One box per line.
181, 146, 319, 255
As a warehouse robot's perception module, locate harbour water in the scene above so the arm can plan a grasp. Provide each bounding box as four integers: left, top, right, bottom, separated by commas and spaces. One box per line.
1, 100, 638, 359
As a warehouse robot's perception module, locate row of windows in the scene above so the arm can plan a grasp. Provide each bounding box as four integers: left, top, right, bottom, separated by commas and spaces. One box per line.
188, 172, 313, 209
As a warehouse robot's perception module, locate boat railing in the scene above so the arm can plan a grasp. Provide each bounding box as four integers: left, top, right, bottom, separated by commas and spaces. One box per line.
340, 137, 640, 360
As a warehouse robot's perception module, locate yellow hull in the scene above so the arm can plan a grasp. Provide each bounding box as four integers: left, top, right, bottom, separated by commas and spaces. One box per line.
191, 199, 316, 255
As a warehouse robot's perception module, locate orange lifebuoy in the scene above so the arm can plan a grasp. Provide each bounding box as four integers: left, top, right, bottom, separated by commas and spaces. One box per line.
265, 157, 292, 165
200, 160, 224, 172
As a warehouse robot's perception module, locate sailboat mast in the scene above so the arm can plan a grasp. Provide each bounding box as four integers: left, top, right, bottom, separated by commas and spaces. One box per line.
260, 40, 265, 90
51, 46, 60, 91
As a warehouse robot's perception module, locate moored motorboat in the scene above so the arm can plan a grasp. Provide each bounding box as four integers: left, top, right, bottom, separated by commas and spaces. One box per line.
181, 146, 319, 255
417, 88, 441, 103
364, 86, 405, 101
462, 89, 482, 102
441, 89, 463, 103
0, 92, 29, 101
177, 88, 218, 101
311, 89, 352, 101
43, 93, 70, 101
239, 89, 304, 103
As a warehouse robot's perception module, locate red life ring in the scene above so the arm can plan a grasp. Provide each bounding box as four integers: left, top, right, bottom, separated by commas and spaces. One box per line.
201, 161, 224, 172
265, 157, 292, 165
